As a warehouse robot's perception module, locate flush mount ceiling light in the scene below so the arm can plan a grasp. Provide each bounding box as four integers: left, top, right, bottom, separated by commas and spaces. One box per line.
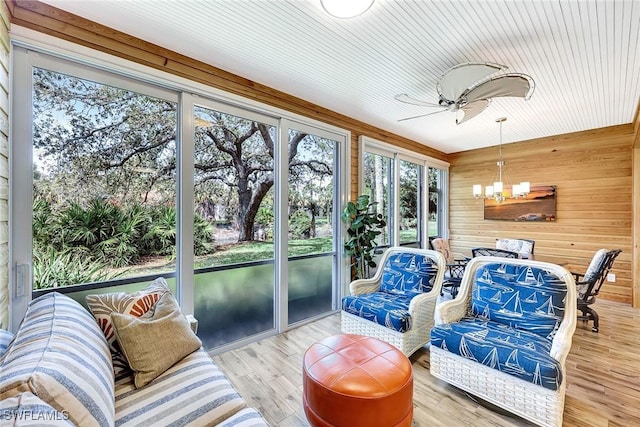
321, 0, 375, 18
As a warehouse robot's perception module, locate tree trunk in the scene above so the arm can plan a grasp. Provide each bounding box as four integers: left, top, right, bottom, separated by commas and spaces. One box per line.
237, 177, 273, 242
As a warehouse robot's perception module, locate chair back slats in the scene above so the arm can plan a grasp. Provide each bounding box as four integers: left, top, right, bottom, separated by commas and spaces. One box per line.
472, 247, 520, 258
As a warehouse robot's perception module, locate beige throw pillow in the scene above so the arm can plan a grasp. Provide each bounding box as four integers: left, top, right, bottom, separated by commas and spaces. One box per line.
86, 277, 171, 355
111, 292, 202, 388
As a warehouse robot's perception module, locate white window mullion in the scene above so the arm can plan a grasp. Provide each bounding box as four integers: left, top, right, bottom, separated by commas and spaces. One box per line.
276, 120, 289, 332
178, 93, 195, 315
392, 153, 401, 247
421, 160, 430, 249
9, 45, 33, 331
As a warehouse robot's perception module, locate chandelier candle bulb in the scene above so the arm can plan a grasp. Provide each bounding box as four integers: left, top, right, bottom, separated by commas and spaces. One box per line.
493, 181, 503, 193
520, 182, 530, 194
473, 184, 482, 197
485, 186, 494, 197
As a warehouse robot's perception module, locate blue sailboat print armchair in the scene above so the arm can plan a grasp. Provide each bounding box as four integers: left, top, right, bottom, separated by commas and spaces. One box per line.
430, 257, 576, 427
341, 247, 445, 356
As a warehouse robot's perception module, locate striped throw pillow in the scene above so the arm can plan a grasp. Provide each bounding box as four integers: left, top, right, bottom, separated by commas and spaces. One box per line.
0, 292, 115, 427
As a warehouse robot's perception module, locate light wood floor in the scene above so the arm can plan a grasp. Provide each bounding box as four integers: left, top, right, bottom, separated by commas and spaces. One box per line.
212, 299, 640, 426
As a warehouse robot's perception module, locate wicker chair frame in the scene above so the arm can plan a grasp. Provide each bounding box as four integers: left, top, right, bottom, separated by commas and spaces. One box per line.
341, 247, 445, 356
430, 257, 577, 427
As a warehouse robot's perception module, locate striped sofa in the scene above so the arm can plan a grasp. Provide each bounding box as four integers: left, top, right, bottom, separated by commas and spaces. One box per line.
0, 292, 268, 427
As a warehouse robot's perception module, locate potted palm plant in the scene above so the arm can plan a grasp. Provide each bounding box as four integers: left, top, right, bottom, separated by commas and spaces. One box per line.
342, 194, 387, 279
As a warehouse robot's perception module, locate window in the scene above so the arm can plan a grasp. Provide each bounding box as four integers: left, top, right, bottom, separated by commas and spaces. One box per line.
360, 137, 449, 249
31, 67, 178, 290
11, 46, 349, 350
399, 158, 422, 247
362, 152, 393, 246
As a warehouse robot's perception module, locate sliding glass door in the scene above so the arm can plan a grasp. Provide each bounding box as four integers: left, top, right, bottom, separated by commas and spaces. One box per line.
286, 123, 340, 325
11, 47, 348, 348
191, 101, 278, 348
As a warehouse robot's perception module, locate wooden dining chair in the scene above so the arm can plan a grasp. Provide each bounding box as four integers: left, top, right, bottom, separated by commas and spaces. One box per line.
471, 247, 519, 258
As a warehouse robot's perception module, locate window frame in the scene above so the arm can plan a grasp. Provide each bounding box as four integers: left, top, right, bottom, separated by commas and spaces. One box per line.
358, 136, 450, 250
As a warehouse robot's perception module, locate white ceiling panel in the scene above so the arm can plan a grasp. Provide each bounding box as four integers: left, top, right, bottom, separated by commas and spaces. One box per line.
39, 0, 640, 153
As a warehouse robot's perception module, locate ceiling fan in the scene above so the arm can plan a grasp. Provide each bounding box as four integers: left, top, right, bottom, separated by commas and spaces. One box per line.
395, 62, 535, 124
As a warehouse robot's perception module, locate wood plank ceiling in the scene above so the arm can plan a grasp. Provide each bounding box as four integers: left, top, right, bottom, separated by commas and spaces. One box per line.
38, 0, 640, 154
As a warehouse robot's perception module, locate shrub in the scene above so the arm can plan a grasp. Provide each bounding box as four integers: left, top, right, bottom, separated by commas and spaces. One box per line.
289, 210, 311, 239
32, 247, 122, 289
32, 196, 216, 287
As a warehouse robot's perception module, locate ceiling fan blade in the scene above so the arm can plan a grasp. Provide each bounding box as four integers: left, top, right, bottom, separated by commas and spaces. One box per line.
398, 109, 447, 122
438, 62, 505, 102
463, 73, 535, 104
456, 99, 491, 125
394, 93, 442, 108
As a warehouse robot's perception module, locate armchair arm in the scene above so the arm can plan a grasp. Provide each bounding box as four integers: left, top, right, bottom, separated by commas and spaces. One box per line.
349, 278, 381, 295
435, 257, 484, 324
548, 267, 577, 364
407, 283, 442, 313
434, 298, 469, 325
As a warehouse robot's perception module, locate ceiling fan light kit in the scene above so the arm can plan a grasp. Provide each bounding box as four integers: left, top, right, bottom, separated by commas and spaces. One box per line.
396, 62, 535, 124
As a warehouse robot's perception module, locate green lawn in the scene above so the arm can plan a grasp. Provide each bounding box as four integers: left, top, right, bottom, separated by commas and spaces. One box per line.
194, 237, 333, 267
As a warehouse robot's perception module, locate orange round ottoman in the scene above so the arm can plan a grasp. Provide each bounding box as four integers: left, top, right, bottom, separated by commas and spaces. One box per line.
302, 334, 413, 427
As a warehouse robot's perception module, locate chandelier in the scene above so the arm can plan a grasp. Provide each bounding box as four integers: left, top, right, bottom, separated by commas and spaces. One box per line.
473, 117, 530, 203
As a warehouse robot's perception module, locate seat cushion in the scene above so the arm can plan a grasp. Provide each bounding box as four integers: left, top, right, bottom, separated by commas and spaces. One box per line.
471, 263, 567, 339
342, 292, 413, 332
216, 408, 269, 427
431, 317, 563, 390
431, 238, 454, 263
379, 251, 437, 297
115, 349, 247, 427
496, 239, 534, 257
577, 248, 608, 299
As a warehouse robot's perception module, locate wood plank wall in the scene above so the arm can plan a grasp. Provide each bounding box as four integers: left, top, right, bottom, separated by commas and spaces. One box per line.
448, 124, 635, 304
4, 0, 447, 201
633, 101, 640, 307
0, 1, 9, 329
